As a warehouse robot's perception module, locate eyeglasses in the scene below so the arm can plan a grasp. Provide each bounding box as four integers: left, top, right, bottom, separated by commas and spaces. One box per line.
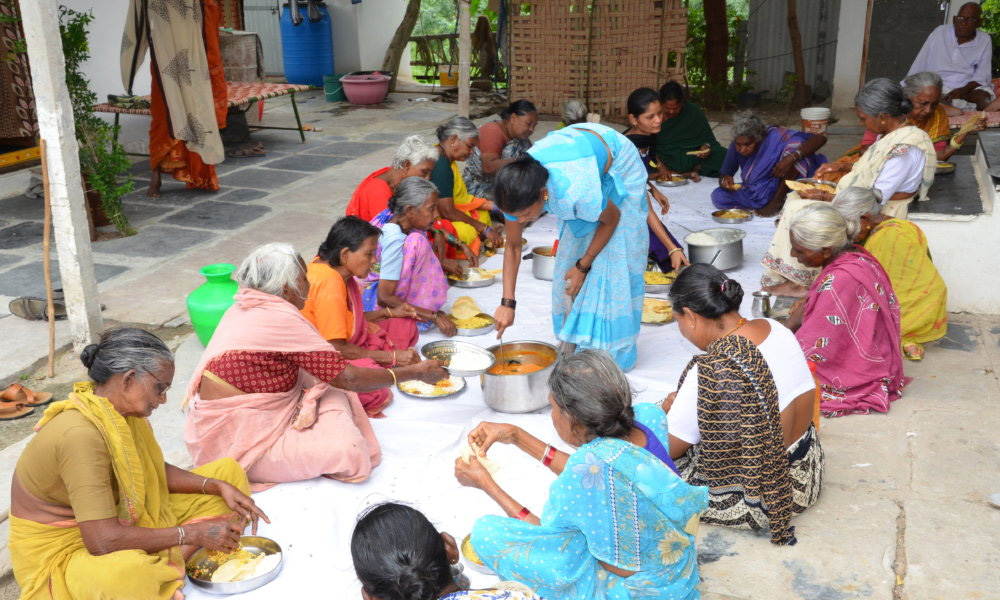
144, 371, 171, 395
955, 16, 980, 23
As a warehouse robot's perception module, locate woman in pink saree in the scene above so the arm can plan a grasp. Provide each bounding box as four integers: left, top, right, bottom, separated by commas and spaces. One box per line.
184, 243, 446, 489
360, 177, 458, 336
784, 204, 907, 417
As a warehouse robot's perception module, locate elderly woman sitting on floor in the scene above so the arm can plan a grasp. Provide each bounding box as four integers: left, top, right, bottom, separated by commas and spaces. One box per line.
456, 350, 708, 599
832, 187, 947, 361
10, 328, 268, 600
784, 204, 907, 417
184, 243, 446, 488
666, 264, 824, 545
712, 112, 827, 216
359, 177, 458, 336
346, 135, 440, 222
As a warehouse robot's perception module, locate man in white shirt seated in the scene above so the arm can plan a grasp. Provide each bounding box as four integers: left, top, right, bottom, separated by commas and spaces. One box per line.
908, 2, 993, 113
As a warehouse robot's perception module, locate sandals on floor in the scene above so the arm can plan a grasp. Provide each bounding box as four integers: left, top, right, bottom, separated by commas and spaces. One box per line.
8, 297, 66, 321
0, 402, 35, 421
1, 383, 53, 407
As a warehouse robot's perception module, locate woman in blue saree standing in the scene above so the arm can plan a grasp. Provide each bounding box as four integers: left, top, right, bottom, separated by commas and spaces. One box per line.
492, 123, 649, 370
455, 350, 708, 600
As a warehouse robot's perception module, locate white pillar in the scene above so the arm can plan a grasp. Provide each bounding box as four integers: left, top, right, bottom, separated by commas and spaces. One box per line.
458, 0, 471, 118
830, 2, 870, 111
20, 0, 103, 351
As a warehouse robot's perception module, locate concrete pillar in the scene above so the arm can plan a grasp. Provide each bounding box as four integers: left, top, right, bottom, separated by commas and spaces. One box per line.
830, 2, 870, 112
19, 0, 103, 351
458, 0, 471, 118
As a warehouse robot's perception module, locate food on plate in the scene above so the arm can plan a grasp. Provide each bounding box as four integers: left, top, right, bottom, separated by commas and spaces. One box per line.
644, 271, 677, 285
453, 315, 493, 330
448, 268, 501, 282
462, 534, 485, 566
642, 298, 674, 324
785, 180, 835, 194
398, 376, 463, 396
713, 209, 751, 219
450, 296, 483, 320
656, 174, 686, 183
460, 441, 499, 476
188, 545, 281, 583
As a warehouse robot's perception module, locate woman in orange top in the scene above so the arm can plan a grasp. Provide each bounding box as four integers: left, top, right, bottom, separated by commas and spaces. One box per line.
301, 217, 424, 415
345, 135, 439, 222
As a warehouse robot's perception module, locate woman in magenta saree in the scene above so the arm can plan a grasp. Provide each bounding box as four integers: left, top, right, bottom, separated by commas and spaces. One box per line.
786, 204, 907, 417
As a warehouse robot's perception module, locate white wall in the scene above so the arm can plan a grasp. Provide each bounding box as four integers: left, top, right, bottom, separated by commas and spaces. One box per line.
62, 0, 151, 152
830, 3, 868, 111
328, 0, 411, 77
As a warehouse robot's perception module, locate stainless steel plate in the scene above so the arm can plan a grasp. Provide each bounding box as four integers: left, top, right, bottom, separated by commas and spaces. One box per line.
654, 177, 689, 187
796, 177, 837, 187
645, 283, 672, 294
711, 209, 752, 224
936, 161, 956, 175
397, 376, 467, 399
421, 340, 497, 377
448, 275, 496, 288
186, 536, 283, 595
454, 313, 496, 337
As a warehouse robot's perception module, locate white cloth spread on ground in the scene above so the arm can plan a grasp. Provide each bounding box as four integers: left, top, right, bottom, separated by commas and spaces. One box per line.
907, 24, 994, 97
667, 318, 816, 445
183, 178, 779, 599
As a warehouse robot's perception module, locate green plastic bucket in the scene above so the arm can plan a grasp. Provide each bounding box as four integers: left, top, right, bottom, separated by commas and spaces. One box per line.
323, 73, 346, 102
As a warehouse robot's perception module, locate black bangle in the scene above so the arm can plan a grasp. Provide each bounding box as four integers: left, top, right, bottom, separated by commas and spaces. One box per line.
575, 259, 592, 274
500, 297, 517, 309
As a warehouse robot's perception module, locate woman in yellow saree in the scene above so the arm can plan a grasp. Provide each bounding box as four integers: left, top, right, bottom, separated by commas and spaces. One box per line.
9, 328, 268, 600
833, 187, 948, 360
430, 117, 503, 258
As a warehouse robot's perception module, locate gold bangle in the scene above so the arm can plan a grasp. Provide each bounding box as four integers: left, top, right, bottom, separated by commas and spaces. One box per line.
386, 306, 394, 318
668, 248, 683, 256
950, 136, 963, 150
201, 477, 210, 494
387, 368, 397, 386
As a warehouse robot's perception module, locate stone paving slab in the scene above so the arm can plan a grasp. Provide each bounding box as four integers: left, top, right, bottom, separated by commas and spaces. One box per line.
212, 151, 285, 174
90, 224, 214, 258
697, 486, 898, 598
161, 200, 271, 230
213, 188, 271, 203
904, 497, 1000, 599
0, 222, 44, 250
121, 184, 219, 207
301, 140, 393, 158
122, 201, 176, 226
264, 154, 349, 172
0, 254, 22, 270
0, 195, 42, 222
0, 261, 128, 298
216, 167, 306, 190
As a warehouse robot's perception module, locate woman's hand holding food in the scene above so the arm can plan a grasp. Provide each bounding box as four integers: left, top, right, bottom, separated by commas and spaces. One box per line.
214, 481, 270, 535
454, 455, 495, 491
441, 259, 464, 277
468, 421, 520, 454
405, 359, 448, 383
186, 517, 244, 553
462, 244, 480, 267
435, 313, 458, 337
720, 175, 736, 191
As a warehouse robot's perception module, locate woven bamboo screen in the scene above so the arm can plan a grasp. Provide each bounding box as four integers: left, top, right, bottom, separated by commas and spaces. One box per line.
507, 1, 687, 119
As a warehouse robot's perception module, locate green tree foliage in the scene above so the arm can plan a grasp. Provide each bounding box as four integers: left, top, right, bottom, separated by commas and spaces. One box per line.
60, 6, 134, 236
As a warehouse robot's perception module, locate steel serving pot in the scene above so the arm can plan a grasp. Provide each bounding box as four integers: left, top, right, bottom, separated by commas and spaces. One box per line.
684, 227, 746, 271
480, 341, 558, 413
531, 246, 555, 280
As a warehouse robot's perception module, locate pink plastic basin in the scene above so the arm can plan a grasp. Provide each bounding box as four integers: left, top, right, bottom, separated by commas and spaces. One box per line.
340, 73, 390, 105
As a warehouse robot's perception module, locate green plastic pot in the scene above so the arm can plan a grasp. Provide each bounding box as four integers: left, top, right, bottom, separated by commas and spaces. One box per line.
323, 73, 346, 102
186, 263, 238, 346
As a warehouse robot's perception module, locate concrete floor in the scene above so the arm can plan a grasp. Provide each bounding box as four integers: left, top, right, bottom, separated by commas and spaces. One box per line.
0, 94, 997, 598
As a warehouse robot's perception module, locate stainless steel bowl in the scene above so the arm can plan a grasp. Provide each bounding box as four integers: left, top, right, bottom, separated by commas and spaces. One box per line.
531, 246, 555, 280
455, 313, 496, 337
421, 340, 497, 377
711, 208, 752, 224
480, 341, 558, 413
186, 536, 283, 595
684, 227, 746, 271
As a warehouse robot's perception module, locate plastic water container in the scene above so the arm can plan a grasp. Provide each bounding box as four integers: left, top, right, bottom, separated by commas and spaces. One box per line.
800, 107, 831, 134
280, 2, 334, 87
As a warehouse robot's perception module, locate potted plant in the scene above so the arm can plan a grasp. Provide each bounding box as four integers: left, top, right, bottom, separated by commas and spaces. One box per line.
60, 7, 135, 238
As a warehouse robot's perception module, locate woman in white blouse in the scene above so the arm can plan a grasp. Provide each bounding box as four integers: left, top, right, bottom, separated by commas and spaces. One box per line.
761, 77, 936, 296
